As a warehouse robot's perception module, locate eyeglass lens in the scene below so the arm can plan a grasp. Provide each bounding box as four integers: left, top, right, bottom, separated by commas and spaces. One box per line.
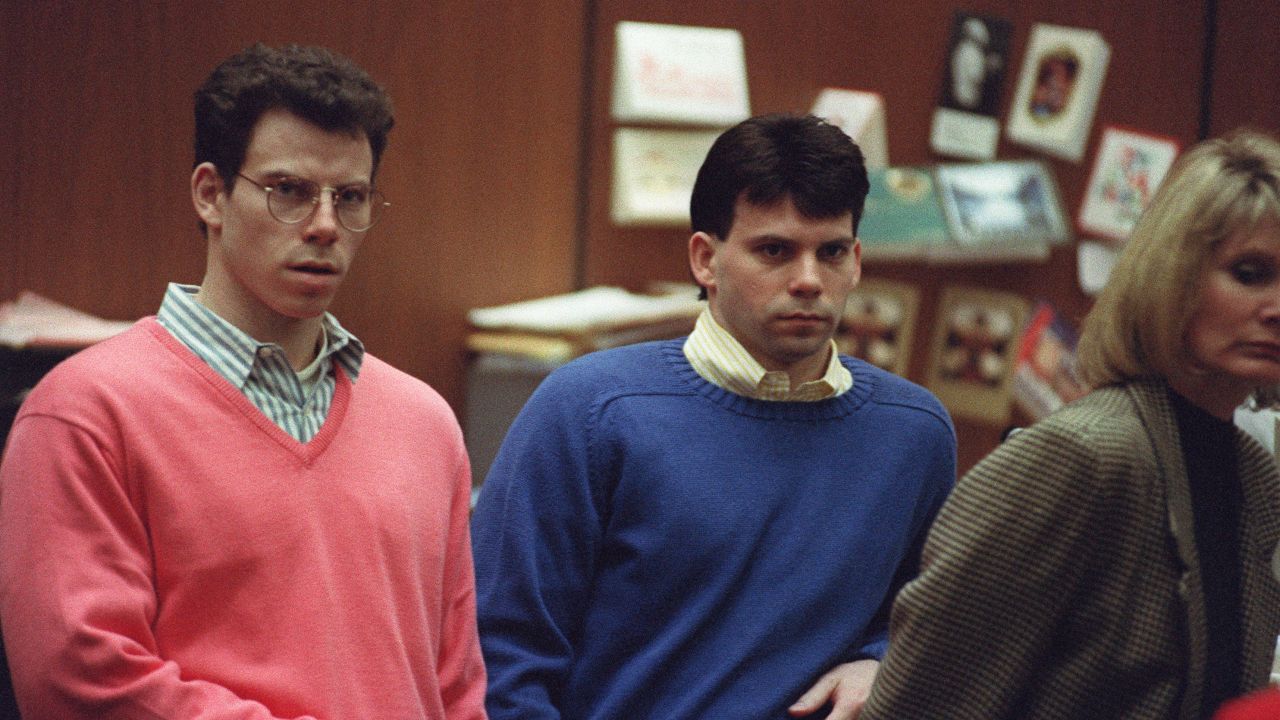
266, 178, 386, 231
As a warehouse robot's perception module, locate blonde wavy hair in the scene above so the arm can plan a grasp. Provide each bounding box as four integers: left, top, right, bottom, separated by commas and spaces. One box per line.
1076, 129, 1280, 407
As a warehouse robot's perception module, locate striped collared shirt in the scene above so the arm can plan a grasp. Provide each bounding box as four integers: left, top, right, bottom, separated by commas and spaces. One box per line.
682, 308, 852, 401
156, 283, 363, 442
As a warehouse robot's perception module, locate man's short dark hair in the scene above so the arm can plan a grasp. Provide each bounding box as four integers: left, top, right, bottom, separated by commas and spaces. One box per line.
193, 43, 395, 190
690, 113, 870, 241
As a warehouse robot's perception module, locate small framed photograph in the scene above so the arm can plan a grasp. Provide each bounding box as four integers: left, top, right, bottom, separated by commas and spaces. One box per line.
925, 285, 1030, 424
1006, 23, 1111, 162
835, 278, 921, 377
929, 160, 1069, 262
610, 128, 720, 226
1078, 125, 1180, 242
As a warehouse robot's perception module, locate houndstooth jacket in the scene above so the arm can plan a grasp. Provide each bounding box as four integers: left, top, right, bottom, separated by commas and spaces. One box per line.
862, 379, 1280, 720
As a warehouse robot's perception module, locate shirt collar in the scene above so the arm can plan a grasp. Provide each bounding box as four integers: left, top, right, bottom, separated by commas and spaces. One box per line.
156, 283, 364, 387
683, 308, 852, 401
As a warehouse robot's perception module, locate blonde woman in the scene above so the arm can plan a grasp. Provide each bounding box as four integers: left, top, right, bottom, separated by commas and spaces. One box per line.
862, 130, 1280, 720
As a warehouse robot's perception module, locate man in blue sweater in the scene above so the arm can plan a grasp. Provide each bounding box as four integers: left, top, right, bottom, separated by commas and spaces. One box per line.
471, 113, 956, 719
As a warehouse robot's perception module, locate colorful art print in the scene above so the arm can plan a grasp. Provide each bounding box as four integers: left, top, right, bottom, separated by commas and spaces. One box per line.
934, 160, 1069, 247
940, 11, 1012, 117
1012, 302, 1090, 420
926, 286, 1030, 424
1078, 125, 1181, 242
835, 278, 920, 376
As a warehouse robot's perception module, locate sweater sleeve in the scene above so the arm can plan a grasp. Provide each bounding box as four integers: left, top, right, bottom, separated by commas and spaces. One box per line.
861, 414, 1128, 720
470, 372, 607, 720
435, 427, 489, 720
0, 412, 317, 720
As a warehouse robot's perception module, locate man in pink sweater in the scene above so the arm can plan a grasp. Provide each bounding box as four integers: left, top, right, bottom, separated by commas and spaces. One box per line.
0, 44, 486, 719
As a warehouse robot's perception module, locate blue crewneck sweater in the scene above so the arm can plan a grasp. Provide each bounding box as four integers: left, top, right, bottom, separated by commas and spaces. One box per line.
472, 338, 956, 719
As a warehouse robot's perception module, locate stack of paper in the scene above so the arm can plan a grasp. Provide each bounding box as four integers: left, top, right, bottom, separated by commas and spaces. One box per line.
467, 285, 704, 363
0, 292, 135, 349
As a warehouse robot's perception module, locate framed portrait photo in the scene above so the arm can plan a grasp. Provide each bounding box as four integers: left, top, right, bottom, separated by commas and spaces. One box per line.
1078, 125, 1180, 242
1006, 23, 1111, 162
925, 285, 1030, 424
835, 278, 921, 377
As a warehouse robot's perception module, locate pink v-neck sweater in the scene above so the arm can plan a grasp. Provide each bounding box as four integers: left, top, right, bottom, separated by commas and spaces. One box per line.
0, 319, 486, 719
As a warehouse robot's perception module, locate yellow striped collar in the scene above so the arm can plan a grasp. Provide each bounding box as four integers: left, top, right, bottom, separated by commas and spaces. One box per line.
682, 308, 852, 401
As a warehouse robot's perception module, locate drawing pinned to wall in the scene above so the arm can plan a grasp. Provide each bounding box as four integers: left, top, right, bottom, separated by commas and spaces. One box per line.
611, 21, 751, 125
1078, 125, 1180, 242
926, 286, 1030, 424
1006, 23, 1110, 162
930, 11, 1012, 160
835, 279, 920, 377
610, 128, 720, 226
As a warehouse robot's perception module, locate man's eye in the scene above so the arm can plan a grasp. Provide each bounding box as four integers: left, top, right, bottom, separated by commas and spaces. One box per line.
759, 244, 785, 258
337, 186, 370, 205
820, 244, 850, 261
272, 179, 312, 200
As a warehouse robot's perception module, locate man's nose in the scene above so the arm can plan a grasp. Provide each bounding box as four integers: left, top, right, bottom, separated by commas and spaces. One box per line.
789, 255, 822, 297
304, 190, 342, 244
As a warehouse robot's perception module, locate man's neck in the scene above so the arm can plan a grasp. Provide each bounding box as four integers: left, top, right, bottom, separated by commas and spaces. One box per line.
193, 286, 324, 371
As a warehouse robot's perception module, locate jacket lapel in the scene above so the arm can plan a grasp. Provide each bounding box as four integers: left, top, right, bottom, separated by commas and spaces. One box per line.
1127, 380, 1205, 719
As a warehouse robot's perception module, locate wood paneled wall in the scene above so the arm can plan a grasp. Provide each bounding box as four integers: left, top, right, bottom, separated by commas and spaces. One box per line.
0, 0, 586, 410
2, 1, 1275, 473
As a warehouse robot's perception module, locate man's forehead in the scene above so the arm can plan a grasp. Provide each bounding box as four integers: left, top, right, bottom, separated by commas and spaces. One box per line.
728, 195, 854, 238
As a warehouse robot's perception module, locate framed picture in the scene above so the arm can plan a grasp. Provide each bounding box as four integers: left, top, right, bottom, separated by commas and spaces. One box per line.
611, 21, 750, 125
610, 128, 720, 226
835, 278, 921, 377
1078, 125, 1180, 242
930, 11, 1013, 161
925, 285, 1030, 424
858, 167, 948, 261
1006, 23, 1111, 162
929, 160, 1069, 262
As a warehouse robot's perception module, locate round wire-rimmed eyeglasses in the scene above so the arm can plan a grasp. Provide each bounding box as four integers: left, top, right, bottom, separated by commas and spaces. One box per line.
235, 173, 390, 232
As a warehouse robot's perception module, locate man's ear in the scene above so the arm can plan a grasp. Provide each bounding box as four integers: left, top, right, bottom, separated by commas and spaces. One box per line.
191, 162, 225, 233
689, 231, 719, 290
850, 238, 863, 287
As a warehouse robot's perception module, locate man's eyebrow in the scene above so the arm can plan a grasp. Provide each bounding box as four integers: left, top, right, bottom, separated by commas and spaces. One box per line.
257, 171, 372, 187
